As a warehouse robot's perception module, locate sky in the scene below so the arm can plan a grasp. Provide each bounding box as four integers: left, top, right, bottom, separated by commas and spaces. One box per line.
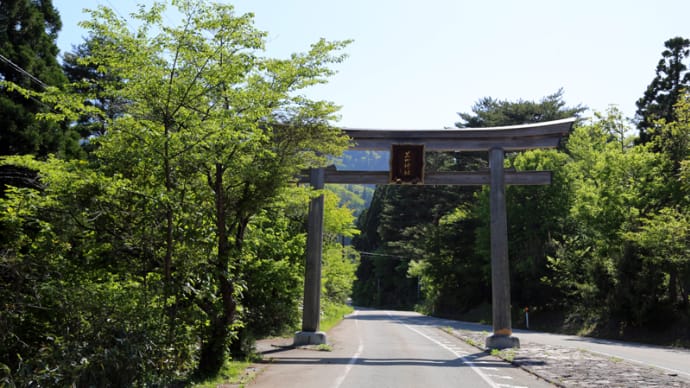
52, 0, 690, 129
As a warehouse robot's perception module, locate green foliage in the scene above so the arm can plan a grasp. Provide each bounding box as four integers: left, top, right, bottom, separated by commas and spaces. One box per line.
455, 89, 585, 128
636, 37, 690, 144
0, 156, 195, 386
322, 190, 359, 306
190, 359, 253, 388
2, 0, 354, 384
544, 104, 690, 330
319, 302, 354, 332
0, 0, 82, 158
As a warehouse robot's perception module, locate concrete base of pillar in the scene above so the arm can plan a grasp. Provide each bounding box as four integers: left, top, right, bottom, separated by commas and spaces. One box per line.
293, 331, 327, 346
485, 334, 520, 349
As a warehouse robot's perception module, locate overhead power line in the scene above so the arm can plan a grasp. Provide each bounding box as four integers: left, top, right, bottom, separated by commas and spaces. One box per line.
0, 53, 48, 89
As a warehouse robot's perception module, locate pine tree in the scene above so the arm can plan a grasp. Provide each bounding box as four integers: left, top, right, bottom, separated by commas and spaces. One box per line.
0, 0, 79, 157
636, 37, 690, 144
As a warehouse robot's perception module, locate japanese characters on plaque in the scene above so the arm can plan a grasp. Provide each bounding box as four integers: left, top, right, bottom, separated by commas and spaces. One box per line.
390, 144, 424, 184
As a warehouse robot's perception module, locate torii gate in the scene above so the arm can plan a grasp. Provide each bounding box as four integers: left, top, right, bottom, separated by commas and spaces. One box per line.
293, 117, 575, 349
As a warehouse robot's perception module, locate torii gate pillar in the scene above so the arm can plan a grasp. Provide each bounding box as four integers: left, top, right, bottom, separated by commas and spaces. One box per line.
293, 167, 327, 346
486, 147, 520, 349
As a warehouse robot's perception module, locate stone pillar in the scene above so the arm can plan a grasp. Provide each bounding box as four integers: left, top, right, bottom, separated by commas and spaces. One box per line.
486, 148, 520, 349
294, 167, 327, 346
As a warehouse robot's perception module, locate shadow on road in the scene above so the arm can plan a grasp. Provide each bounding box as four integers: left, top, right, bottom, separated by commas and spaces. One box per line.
258, 351, 512, 369
344, 308, 490, 334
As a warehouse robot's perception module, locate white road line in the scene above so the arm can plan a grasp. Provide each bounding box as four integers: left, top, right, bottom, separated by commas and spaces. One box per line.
400, 322, 502, 388
333, 311, 363, 388
486, 374, 514, 379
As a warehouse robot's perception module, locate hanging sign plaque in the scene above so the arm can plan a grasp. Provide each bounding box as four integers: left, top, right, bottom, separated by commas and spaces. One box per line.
390, 144, 424, 184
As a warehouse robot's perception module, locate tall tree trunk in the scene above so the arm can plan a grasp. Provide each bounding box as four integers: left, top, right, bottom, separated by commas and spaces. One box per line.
669, 267, 679, 304
163, 124, 175, 333
197, 163, 236, 377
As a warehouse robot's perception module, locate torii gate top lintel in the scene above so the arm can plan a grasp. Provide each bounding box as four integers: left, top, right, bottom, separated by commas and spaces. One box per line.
300, 118, 576, 186
341, 117, 576, 151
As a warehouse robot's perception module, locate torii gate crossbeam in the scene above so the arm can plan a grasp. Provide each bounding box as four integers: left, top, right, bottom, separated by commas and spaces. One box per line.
293, 118, 575, 350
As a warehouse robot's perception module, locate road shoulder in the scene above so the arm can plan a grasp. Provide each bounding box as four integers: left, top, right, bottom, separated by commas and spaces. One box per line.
448, 327, 690, 387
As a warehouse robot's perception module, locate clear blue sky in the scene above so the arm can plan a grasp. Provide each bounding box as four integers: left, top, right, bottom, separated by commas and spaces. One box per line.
53, 0, 690, 129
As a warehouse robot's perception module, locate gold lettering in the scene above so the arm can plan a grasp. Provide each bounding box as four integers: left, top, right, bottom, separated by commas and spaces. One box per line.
403, 151, 412, 176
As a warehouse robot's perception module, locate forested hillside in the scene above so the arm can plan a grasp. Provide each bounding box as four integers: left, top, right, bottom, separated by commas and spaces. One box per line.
353, 46, 690, 345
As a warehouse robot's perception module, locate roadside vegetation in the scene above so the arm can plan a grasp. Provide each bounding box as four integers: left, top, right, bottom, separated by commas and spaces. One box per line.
1, 1, 357, 385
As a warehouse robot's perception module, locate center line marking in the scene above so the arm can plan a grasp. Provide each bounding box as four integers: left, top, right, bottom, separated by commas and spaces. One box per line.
333, 310, 363, 388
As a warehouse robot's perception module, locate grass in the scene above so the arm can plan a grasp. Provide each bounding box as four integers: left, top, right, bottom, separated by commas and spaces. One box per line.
191, 359, 255, 388
320, 302, 354, 332
191, 302, 352, 387
316, 343, 333, 351
490, 348, 516, 362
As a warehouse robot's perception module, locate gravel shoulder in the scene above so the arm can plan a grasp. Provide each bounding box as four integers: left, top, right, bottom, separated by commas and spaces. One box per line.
449, 328, 690, 387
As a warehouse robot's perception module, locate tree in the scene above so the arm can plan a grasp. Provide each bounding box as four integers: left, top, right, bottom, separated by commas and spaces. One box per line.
3, 0, 351, 380
636, 37, 690, 144
61, 37, 129, 151
630, 93, 690, 307
0, 0, 81, 157
544, 110, 671, 329
0, 155, 192, 386
456, 89, 585, 128
75, 0, 350, 377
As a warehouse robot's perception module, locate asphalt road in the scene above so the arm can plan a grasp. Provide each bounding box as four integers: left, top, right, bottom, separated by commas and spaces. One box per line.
250, 309, 553, 388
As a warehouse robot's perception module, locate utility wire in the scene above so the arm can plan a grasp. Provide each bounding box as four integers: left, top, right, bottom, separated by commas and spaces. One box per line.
0, 53, 48, 89
358, 251, 407, 259
0, 54, 66, 116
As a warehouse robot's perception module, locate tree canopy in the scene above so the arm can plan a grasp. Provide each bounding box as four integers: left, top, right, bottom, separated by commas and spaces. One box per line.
0, 0, 81, 157
636, 37, 690, 144
455, 89, 585, 128
1, 0, 355, 384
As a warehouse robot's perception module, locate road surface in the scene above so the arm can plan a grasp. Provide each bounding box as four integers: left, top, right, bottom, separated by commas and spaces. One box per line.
431, 317, 690, 379
250, 309, 553, 388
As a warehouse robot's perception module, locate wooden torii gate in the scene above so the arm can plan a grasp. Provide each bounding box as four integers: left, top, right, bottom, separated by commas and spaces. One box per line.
293, 117, 575, 349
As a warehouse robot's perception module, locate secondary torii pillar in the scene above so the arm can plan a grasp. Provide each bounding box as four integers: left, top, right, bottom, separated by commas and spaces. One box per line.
293, 167, 327, 346
486, 147, 519, 349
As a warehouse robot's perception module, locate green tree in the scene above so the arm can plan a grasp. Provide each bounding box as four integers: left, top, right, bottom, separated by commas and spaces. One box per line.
0, 155, 192, 386
61, 36, 129, 151
455, 91, 583, 316
3, 0, 351, 380
625, 93, 690, 307
322, 190, 360, 305
455, 89, 585, 128
636, 37, 690, 144
0, 0, 81, 157
544, 110, 670, 329
624, 208, 689, 307
75, 0, 349, 377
